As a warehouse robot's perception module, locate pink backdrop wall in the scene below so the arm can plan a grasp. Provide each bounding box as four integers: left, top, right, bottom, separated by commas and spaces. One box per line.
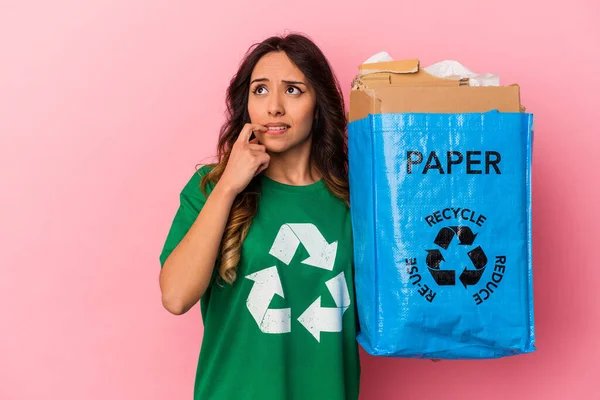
2, 0, 599, 398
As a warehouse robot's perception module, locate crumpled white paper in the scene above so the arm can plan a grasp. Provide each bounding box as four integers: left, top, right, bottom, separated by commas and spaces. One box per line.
423, 60, 500, 86
362, 51, 395, 64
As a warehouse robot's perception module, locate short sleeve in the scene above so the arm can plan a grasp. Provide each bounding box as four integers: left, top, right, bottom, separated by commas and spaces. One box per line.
159, 165, 215, 267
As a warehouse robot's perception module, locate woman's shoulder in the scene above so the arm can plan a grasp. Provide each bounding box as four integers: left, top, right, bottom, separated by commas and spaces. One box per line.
194, 164, 216, 180
181, 164, 217, 198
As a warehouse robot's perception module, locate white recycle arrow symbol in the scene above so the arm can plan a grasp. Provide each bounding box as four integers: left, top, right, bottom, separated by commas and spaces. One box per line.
245, 266, 291, 334
268, 223, 338, 271
298, 271, 351, 342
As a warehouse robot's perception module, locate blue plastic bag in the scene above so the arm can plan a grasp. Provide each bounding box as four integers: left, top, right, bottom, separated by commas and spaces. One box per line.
348, 111, 536, 359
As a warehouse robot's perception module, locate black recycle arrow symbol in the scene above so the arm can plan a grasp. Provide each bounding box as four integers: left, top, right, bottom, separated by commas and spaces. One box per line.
425, 249, 455, 286
434, 226, 478, 249
426, 226, 488, 289
459, 246, 488, 288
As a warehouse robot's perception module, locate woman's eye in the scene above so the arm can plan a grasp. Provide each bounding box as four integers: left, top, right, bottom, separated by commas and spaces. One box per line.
287, 86, 302, 95
254, 86, 267, 95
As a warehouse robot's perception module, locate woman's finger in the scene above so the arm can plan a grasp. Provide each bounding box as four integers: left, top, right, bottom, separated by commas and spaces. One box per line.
248, 144, 266, 152
237, 123, 267, 144
254, 160, 270, 176
252, 151, 270, 168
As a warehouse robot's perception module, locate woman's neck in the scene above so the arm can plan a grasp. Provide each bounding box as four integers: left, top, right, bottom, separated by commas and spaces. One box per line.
263, 140, 321, 186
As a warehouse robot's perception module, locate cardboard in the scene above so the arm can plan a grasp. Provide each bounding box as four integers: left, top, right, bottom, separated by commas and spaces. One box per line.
355, 58, 467, 88
349, 58, 523, 122
357, 58, 420, 75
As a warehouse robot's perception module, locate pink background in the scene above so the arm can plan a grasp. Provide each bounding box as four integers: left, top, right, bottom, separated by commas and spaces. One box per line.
1, 0, 599, 399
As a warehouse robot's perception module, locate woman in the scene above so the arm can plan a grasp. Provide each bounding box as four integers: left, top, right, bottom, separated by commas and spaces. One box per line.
159, 33, 360, 399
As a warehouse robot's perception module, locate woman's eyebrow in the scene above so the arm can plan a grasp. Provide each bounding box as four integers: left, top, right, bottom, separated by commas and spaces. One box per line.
250, 78, 269, 84
282, 80, 306, 86
250, 78, 307, 86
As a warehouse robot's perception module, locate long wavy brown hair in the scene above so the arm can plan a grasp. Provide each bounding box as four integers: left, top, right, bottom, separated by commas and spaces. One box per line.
200, 33, 349, 285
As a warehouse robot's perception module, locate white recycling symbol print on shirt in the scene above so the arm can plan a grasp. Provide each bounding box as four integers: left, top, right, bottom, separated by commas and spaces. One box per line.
245, 223, 351, 342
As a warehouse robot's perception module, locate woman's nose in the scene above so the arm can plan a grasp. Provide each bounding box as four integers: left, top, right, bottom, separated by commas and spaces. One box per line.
267, 92, 285, 117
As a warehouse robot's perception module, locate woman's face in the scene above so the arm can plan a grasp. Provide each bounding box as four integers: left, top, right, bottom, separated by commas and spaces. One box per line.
247, 51, 317, 153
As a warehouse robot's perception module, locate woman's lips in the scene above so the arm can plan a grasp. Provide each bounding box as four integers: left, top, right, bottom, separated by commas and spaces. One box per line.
265, 126, 288, 135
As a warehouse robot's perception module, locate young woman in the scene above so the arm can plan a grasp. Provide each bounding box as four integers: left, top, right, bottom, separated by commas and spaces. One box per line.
158, 33, 360, 399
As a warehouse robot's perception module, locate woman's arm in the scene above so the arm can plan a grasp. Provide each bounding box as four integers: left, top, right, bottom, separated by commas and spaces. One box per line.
159, 183, 236, 315
159, 123, 269, 315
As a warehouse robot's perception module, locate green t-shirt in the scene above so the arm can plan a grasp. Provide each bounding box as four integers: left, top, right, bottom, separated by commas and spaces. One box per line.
159, 166, 361, 400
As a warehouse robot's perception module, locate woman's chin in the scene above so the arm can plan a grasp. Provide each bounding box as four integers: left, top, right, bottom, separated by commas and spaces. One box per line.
260, 133, 311, 154
263, 143, 288, 154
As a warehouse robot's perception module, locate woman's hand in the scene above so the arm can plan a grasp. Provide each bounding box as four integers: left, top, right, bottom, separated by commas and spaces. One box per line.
219, 123, 270, 196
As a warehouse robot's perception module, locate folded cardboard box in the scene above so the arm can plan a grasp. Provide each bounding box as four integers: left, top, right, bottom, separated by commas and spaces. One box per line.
349, 58, 524, 122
